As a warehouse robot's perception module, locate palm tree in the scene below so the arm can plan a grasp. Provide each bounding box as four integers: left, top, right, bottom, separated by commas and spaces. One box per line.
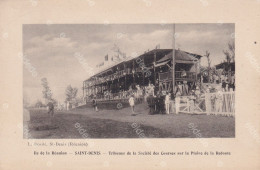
223, 41, 235, 82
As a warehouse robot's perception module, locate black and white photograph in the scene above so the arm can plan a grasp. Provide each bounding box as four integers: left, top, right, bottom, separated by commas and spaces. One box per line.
3, 1, 260, 169
23, 23, 235, 139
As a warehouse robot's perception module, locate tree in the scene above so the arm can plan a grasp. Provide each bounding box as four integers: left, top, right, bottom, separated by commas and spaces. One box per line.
65, 85, 78, 104
223, 41, 235, 82
76, 95, 83, 104
224, 41, 235, 63
41, 78, 53, 104
205, 51, 211, 82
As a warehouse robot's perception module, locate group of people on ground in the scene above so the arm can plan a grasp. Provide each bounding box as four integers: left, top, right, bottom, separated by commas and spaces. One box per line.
146, 92, 171, 115
221, 74, 235, 92
202, 72, 235, 92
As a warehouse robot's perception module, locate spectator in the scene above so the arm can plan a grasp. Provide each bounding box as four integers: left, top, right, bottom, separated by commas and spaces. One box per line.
225, 80, 229, 91
216, 91, 223, 113
66, 101, 70, 111
230, 74, 235, 91
215, 75, 220, 84
155, 93, 162, 114
92, 98, 98, 112
129, 95, 135, 115
189, 94, 196, 113
195, 86, 201, 98
175, 90, 181, 114
205, 87, 211, 115
222, 80, 226, 92
165, 92, 170, 114
47, 101, 54, 117
220, 74, 225, 83
147, 95, 155, 114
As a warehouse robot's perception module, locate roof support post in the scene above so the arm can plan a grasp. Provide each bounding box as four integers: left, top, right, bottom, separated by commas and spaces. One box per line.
172, 24, 176, 93
154, 52, 156, 86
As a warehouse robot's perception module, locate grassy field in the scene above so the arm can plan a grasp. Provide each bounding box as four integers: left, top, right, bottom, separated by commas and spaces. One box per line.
26, 104, 235, 139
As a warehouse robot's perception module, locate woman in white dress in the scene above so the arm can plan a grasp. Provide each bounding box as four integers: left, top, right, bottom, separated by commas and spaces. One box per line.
129, 95, 135, 115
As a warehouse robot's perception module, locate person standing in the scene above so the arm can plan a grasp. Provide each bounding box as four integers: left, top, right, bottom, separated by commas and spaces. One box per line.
177, 82, 183, 95
155, 94, 160, 114
47, 101, 54, 117
222, 80, 226, 92
205, 87, 211, 115
160, 93, 165, 114
66, 101, 70, 111
165, 92, 170, 114
129, 95, 135, 115
215, 75, 219, 84
175, 90, 181, 114
195, 86, 200, 98
147, 95, 155, 114
215, 91, 223, 114
189, 95, 195, 113
230, 74, 235, 91
92, 98, 98, 112
225, 80, 229, 91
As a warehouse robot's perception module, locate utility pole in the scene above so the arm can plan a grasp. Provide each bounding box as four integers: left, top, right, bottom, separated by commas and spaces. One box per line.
172, 24, 176, 93
205, 51, 211, 83
154, 52, 156, 85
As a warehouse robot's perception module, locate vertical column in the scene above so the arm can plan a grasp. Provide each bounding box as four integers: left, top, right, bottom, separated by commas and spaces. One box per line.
153, 52, 156, 85
133, 60, 136, 84
172, 24, 176, 92
124, 62, 126, 90
195, 60, 198, 82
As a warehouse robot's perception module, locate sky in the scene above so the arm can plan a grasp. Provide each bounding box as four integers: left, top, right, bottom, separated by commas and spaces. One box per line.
23, 24, 234, 104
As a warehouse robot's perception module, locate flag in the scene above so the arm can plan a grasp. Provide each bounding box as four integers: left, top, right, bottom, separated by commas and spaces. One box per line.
114, 55, 120, 62
122, 53, 126, 58
105, 54, 108, 61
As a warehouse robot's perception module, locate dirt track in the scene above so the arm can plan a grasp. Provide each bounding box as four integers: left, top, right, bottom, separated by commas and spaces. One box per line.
26, 104, 235, 138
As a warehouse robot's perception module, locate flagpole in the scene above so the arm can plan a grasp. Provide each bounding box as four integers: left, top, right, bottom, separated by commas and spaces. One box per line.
172, 24, 176, 93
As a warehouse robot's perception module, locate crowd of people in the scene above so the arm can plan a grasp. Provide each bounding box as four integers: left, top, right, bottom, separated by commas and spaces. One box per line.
144, 82, 201, 115
89, 71, 235, 115
90, 81, 202, 115
202, 71, 235, 92
146, 92, 171, 115
128, 75, 235, 115
220, 74, 235, 92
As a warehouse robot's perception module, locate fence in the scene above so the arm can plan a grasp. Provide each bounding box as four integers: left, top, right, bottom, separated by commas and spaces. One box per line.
177, 95, 206, 114
177, 91, 235, 116
205, 91, 235, 116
